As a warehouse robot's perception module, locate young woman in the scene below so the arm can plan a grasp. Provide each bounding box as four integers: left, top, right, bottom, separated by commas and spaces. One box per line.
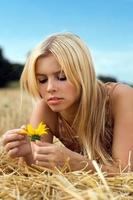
3, 33, 133, 173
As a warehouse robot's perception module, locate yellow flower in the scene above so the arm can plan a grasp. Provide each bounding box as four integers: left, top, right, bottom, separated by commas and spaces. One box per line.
21, 122, 48, 141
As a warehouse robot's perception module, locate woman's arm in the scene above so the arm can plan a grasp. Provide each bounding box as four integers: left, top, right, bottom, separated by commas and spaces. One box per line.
84, 84, 133, 173
25, 99, 58, 164
31, 141, 118, 173
111, 84, 133, 171
30, 99, 58, 143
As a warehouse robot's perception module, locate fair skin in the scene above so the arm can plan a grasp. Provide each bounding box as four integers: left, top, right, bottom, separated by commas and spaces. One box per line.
3, 55, 133, 173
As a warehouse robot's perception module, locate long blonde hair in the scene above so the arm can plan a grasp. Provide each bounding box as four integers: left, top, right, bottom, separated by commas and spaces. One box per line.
21, 32, 113, 164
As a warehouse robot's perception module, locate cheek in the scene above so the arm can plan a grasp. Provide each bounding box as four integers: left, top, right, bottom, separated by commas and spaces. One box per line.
38, 86, 46, 97
66, 85, 80, 100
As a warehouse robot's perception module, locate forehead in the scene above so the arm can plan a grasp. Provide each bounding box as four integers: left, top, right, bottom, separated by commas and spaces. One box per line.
35, 55, 62, 74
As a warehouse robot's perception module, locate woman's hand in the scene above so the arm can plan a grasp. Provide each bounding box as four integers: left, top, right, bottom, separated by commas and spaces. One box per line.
32, 141, 88, 171
2, 128, 32, 159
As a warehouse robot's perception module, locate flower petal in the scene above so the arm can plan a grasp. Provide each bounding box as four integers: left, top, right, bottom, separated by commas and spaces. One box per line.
26, 124, 35, 136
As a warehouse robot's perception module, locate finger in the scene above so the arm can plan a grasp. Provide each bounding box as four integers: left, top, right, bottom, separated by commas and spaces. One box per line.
3, 127, 27, 140
2, 128, 26, 141
4, 140, 27, 152
2, 133, 25, 145
33, 152, 50, 162
35, 141, 51, 146
20, 125, 26, 129
35, 160, 55, 169
19, 126, 28, 135
4, 128, 25, 136
8, 147, 19, 158
33, 145, 54, 154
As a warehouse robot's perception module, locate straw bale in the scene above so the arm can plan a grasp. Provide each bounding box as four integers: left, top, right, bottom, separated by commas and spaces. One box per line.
0, 145, 133, 200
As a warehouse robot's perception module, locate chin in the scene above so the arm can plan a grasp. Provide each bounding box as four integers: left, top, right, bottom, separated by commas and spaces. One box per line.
48, 106, 62, 112
48, 105, 67, 112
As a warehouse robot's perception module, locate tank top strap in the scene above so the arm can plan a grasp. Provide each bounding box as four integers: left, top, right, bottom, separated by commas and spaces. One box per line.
105, 82, 120, 97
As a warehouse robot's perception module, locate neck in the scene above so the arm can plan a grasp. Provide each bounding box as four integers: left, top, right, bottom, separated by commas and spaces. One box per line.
60, 101, 79, 125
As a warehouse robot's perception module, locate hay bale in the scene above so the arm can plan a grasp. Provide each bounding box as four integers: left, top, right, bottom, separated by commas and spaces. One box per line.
0, 145, 133, 200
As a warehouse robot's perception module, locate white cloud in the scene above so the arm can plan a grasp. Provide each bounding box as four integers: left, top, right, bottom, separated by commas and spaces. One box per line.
91, 50, 133, 84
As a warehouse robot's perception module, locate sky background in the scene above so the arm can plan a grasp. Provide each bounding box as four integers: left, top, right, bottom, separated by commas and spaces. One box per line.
0, 0, 133, 84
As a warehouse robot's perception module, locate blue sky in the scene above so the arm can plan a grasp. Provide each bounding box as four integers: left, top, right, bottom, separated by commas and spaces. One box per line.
0, 0, 133, 83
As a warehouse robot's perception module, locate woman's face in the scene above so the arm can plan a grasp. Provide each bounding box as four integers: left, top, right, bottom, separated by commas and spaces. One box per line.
35, 55, 80, 113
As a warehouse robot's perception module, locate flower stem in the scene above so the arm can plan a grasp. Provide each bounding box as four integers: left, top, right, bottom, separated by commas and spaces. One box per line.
31, 135, 41, 141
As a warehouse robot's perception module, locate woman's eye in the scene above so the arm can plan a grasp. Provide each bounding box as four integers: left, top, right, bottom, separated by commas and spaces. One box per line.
58, 73, 67, 81
38, 79, 47, 84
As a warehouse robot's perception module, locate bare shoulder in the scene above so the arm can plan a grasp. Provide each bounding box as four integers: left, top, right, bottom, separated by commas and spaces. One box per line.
112, 83, 133, 100
111, 83, 133, 116
30, 99, 58, 133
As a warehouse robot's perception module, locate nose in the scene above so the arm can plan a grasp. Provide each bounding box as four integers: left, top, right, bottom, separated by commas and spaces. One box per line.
46, 79, 57, 93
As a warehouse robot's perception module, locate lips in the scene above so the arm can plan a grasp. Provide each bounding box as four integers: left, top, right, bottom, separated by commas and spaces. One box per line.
48, 97, 62, 101
47, 97, 63, 105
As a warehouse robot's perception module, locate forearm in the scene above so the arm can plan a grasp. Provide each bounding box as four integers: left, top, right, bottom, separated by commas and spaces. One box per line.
23, 142, 34, 165
69, 156, 95, 172
79, 160, 119, 174
68, 151, 119, 174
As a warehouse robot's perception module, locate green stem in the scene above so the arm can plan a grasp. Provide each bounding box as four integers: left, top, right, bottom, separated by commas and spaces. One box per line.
31, 135, 41, 141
